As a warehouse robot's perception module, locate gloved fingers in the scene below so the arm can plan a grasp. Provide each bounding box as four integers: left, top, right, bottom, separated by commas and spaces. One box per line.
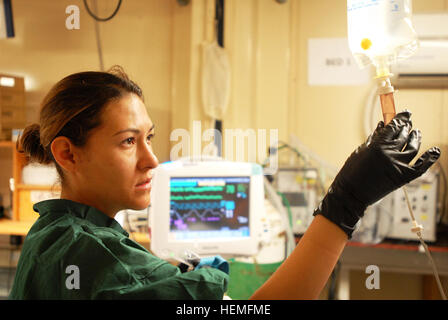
376, 110, 412, 142
410, 147, 441, 178
366, 121, 385, 147
392, 121, 412, 151
395, 129, 421, 163
195, 255, 230, 274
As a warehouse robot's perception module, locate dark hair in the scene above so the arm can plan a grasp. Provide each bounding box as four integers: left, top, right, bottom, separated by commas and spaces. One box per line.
17, 66, 144, 185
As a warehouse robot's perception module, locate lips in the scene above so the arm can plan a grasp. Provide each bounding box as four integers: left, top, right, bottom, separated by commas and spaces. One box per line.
135, 177, 152, 190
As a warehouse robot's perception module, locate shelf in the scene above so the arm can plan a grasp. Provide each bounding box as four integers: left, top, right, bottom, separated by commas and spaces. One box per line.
0, 218, 34, 236
0, 141, 14, 148
15, 184, 61, 192
0, 218, 150, 243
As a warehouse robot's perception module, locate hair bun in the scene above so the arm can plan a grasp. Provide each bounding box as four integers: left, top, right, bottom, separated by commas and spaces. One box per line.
17, 123, 52, 164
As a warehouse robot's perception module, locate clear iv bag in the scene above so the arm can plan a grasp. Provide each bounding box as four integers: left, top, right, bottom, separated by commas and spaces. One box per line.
201, 41, 231, 120
347, 0, 418, 75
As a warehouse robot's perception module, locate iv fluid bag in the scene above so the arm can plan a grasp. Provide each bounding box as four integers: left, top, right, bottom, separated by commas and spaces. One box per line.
347, 0, 418, 72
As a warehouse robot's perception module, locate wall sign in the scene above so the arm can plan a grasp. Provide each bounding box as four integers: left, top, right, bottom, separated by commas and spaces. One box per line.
308, 38, 371, 86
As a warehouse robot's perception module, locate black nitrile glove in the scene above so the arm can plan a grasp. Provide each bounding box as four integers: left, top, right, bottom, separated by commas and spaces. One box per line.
313, 110, 441, 239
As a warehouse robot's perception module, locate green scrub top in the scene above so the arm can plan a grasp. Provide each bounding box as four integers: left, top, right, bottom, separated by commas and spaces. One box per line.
8, 199, 228, 299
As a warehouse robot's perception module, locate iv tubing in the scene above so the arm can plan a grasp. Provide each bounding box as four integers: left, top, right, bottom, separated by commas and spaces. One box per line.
378, 74, 447, 300
402, 187, 447, 300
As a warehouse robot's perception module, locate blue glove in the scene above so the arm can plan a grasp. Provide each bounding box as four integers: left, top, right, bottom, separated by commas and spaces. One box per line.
195, 255, 229, 275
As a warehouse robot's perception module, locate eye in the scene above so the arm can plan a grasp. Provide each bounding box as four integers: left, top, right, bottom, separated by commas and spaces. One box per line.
122, 137, 136, 145
147, 133, 155, 143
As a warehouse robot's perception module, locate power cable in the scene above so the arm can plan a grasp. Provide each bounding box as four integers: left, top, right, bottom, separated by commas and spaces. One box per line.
83, 0, 122, 22
91, 0, 104, 71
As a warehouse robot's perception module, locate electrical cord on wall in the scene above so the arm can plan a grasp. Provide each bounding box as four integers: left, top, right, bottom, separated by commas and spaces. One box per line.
83, 0, 122, 22
83, 0, 123, 71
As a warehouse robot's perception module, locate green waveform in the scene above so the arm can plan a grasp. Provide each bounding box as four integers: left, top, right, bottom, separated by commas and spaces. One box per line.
170, 194, 223, 201
171, 186, 224, 193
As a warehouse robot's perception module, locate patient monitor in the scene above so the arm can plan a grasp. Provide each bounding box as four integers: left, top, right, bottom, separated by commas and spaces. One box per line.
149, 159, 265, 259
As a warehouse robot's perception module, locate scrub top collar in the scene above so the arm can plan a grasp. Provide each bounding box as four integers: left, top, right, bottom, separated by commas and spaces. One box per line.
33, 199, 129, 237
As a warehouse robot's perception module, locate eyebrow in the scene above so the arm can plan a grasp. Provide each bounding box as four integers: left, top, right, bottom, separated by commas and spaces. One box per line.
113, 124, 155, 136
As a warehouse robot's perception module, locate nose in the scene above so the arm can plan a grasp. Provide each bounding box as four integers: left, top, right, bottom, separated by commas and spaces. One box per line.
138, 141, 159, 171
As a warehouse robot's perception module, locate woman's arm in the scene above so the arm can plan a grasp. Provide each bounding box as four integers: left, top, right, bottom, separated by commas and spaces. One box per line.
251, 110, 440, 300
250, 215, 346, 300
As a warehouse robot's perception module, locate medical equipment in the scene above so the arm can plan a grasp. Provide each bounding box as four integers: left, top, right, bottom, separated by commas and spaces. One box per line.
274, 168, 319, 235
347, 0, 418, 74
387, 170, 439, 242
348, 0, 418, 123
351, 200, 392, 245
118, 208, 150, 234
347, 0, 447, 299
352, 169, 440, 244
364, 13, 448, 139
149, 159, 265, 259
264, 138, 335, 236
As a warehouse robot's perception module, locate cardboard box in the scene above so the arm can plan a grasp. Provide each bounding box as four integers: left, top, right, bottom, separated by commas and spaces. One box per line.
1, 105, 27, 127
1, 90, 25, 108
0, 74, 26, 140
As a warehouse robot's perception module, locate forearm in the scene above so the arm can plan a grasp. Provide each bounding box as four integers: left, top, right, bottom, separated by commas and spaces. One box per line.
250, 214, 347, 300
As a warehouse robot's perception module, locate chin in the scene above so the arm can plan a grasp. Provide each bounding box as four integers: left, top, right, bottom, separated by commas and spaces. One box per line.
120, 190, 152, 211
128, 197, 151, 211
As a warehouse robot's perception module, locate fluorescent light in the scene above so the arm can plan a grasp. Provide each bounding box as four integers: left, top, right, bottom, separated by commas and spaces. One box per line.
0, 76, 15, 87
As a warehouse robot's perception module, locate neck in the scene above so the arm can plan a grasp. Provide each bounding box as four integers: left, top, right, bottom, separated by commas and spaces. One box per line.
60, 187, 117, 219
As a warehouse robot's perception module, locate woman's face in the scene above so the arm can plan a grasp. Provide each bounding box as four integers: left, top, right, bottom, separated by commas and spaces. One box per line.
73, 93, 158, 216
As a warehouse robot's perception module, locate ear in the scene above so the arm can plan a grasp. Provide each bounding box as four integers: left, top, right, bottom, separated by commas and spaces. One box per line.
50, 136, 78, 173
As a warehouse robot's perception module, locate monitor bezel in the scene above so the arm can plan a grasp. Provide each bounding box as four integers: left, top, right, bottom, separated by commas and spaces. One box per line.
150, 161, 263, 259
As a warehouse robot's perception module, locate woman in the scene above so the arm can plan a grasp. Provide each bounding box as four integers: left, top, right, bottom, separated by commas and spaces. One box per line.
9, 66, 440, 299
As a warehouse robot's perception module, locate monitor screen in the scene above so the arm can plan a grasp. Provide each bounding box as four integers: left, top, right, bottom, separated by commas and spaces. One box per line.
169, 176, 251, 241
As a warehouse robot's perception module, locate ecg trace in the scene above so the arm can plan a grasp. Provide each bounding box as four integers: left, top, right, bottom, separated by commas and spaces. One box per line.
169, 178, 250, 232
